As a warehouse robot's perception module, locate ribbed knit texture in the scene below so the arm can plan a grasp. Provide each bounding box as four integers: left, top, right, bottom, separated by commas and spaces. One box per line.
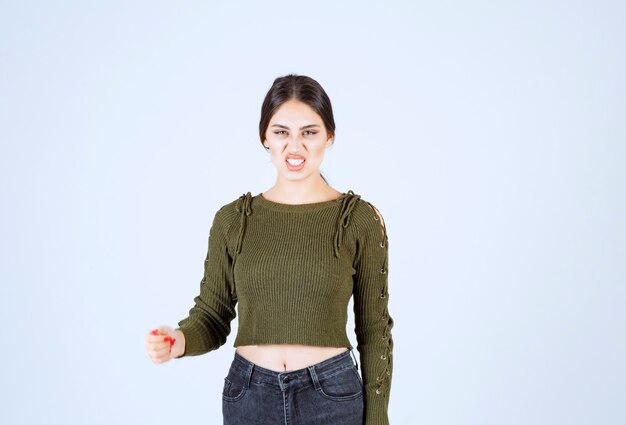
176, 190, 394, 425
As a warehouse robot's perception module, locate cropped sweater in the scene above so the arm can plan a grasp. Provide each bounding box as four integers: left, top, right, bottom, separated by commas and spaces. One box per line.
175, 190, 394, 425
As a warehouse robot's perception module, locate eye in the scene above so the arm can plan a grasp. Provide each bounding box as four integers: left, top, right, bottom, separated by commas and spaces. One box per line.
304, 131, 317, 135
274, 130, 287, 135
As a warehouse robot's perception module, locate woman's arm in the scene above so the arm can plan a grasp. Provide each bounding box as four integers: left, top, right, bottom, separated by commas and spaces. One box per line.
353, 201, 394, 425
175, 205, 238, 357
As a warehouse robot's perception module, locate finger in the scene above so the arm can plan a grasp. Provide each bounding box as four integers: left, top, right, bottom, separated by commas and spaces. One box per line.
147, 336, 176, 346
146, 331, 161, 344
151, 355, 169, 364
149, 326, 171, 336
148, 341, 171, 350
163, 336, 176, 347
149, 345, 171, 358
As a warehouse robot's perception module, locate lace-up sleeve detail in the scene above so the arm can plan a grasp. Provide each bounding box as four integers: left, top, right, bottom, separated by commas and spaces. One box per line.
352, 200, 394, 425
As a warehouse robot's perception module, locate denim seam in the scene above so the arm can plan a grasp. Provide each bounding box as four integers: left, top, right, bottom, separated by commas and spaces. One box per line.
316, 387, 363, 402
308, 363, 363, 402
223, 363, 253, 402
316, 364, 354, 380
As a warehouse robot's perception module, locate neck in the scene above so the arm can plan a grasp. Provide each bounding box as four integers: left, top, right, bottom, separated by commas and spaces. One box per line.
267, 174, 331, 203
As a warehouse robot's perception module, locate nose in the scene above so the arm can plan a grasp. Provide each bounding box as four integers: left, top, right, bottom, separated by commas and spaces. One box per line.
287, 135, 303, 152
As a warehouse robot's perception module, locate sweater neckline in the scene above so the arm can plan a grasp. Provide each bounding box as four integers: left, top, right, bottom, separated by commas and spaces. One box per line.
253, 191, 352, 212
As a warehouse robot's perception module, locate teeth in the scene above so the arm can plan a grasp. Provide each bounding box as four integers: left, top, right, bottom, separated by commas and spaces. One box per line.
287, 158, 304, 165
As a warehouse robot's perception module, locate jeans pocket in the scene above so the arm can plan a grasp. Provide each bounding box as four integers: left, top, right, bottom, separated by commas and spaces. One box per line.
316, 366, 364, 401
222, 371, 248, 402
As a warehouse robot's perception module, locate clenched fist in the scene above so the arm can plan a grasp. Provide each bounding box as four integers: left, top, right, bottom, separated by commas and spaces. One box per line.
145, 325, 185, 364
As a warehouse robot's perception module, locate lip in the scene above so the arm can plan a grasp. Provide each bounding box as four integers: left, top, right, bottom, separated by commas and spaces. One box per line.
285, 156, 306, 171
285, 154, 306, 160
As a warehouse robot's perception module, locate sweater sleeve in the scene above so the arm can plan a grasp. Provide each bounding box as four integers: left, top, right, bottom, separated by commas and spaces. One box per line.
353, 201, 394, 425
175, 206, 237, 357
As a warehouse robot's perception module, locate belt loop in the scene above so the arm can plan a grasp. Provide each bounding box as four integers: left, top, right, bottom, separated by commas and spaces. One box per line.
308, 366, 322, 391
350, 348, 359, 370
245, 363, 254, 388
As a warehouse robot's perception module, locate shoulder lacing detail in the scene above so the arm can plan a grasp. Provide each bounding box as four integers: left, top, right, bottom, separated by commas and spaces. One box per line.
364, 201, 389, 249
333, 190, 361, 258
363, 200, 393, 395
234, 192, 253, 255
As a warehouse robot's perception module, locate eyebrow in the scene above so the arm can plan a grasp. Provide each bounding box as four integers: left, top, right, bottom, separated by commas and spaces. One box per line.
271, 124, 321, 130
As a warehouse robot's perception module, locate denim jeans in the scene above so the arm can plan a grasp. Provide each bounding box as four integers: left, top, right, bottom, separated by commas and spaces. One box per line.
222, 348, 365, 425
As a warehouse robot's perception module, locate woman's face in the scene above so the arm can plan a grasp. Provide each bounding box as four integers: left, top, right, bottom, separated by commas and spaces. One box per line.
263, 99, 333, 183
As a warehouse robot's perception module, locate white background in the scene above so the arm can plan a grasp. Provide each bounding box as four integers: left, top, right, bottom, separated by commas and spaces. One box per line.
1, 1, 624, 424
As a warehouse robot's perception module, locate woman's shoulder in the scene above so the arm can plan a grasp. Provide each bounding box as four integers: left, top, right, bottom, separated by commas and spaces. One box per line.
349, 193, 389, 245
351, 192, 387, 224
210, 191, 252, 228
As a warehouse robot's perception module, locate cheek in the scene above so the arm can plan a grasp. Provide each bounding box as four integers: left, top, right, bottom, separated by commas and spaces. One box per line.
314, 144, 327, 157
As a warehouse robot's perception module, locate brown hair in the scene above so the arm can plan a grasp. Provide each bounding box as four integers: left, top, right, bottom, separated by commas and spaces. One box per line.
259, 74, 336, 184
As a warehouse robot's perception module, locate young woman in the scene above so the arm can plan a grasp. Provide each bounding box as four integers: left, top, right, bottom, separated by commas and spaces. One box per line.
145, 74, 394, 425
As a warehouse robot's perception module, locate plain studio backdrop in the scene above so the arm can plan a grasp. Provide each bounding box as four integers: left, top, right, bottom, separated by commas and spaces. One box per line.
1, 1, 624, 424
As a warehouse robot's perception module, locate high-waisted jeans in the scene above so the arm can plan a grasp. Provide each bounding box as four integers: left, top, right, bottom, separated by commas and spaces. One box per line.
222, 348, 365, 425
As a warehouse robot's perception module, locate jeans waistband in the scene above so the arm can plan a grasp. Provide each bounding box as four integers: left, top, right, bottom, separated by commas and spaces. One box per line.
231, 348, 358, 389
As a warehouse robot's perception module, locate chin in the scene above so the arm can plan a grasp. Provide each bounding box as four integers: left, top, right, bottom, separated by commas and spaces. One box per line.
283, 173, 310, 182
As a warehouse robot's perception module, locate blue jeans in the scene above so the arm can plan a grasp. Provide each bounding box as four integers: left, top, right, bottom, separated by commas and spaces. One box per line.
222, 348, 365, 425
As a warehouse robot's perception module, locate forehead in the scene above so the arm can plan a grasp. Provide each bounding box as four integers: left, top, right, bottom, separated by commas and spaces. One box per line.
270, 100, 323, 124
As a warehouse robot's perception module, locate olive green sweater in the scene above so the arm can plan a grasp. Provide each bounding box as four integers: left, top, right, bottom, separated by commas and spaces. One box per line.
176, 190, 394, 424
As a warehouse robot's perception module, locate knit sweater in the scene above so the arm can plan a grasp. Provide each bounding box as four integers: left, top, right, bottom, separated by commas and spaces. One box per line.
175, 189, 394, 425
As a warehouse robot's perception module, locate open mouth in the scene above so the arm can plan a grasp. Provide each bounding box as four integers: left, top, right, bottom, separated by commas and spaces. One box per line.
286, 158, 305, 170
